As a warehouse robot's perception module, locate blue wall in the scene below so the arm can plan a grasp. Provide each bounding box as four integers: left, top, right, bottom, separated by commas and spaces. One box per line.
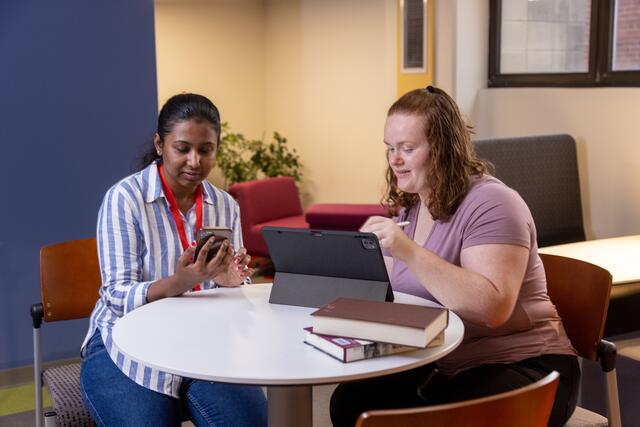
0, 0, 158, 370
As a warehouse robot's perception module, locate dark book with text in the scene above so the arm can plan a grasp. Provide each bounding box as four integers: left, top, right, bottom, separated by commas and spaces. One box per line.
311, 297, 448, 348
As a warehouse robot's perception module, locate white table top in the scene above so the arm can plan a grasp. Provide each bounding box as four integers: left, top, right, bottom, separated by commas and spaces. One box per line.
112, 283, 464, 386
539, 235, 640, 285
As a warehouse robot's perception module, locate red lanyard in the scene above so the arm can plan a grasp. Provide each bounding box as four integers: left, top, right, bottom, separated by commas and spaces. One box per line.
158, 164, 203, 290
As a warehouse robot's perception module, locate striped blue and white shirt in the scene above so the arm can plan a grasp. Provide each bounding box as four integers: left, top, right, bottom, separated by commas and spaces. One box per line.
81, 161, 244, 397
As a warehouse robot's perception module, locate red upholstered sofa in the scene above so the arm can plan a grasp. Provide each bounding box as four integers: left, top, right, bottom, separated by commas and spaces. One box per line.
305, 203, 389, 232
228, 176, 389, 257
228, 177, 309, 257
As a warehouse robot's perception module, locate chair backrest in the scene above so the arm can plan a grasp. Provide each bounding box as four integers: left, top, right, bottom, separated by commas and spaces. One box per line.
228, 176, 303, 226
40, 237, 101, 322
356, 371, 559, 427
540, 253, 612, 361
474, 134, 585, 247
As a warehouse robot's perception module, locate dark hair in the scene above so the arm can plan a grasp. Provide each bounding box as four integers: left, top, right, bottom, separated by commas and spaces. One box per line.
138, 93, 221, 169
383, 86, 492, 221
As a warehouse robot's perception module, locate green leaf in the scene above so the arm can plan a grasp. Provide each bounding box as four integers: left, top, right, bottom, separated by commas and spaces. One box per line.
216, 123, 303, 186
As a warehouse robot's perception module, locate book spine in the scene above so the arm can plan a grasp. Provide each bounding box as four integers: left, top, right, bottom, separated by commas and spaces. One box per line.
304, 328, 419, 363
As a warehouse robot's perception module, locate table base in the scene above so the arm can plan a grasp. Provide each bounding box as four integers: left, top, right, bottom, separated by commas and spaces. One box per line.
267, 385, 313, 427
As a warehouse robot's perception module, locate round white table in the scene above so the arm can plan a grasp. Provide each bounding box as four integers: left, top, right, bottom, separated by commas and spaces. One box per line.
112, 283, 464, 427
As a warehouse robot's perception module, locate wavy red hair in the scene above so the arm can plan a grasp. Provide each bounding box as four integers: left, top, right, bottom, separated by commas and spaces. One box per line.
383, 87, 491, 221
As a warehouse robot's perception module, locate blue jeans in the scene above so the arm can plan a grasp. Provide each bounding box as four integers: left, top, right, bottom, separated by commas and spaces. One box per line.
80, 330, 267, 427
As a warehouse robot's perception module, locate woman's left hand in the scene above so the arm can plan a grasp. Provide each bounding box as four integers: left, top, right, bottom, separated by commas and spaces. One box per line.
360, 216, 417, 261
213, 246, 253, 287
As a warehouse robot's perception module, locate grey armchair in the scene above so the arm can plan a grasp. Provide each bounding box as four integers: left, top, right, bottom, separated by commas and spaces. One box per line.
473, 133, 639, 337
474, 134, 585, 247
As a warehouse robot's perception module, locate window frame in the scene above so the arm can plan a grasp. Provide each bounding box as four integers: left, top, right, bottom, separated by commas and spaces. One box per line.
488, 0, 640, 87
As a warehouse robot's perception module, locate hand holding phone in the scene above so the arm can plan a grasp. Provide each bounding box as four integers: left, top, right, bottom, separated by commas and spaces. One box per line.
194, 227, 233, 263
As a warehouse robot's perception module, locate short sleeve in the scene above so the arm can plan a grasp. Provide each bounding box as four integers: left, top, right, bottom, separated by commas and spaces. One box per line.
461, 182, 533, 250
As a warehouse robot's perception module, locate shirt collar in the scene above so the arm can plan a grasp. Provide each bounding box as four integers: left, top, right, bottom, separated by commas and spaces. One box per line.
144, 162, 163, 203
201, 182, 216, 206
144, 161, 216, 206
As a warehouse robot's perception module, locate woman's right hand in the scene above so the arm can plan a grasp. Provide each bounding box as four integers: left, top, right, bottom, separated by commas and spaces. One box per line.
148, 238, 234, 301
360, 216, 416, 261
175, 237, 233, 290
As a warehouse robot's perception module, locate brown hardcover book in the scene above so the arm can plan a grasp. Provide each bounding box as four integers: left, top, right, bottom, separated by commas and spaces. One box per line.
310, 297, 448, 348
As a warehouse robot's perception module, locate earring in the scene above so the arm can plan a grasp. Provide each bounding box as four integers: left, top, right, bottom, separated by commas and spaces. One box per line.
157, 150, 162, 156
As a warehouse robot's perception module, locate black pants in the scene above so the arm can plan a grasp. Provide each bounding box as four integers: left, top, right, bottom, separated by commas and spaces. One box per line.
329, 354, 580, 427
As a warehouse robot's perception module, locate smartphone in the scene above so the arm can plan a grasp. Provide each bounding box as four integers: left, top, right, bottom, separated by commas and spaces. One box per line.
194, 227, 233, 262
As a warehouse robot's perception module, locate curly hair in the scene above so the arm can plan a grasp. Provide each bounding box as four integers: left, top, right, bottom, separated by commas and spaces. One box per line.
383, 86, 492, 221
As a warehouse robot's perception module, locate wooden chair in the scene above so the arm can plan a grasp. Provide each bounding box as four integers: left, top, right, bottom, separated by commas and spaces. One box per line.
475, 135, 640, 337
356, 371, 559, 427
31, 237, 101, 427
540, 253, 621, 427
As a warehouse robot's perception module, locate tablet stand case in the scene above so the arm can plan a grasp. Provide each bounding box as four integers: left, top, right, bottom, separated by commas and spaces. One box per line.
262, 227, 394, 308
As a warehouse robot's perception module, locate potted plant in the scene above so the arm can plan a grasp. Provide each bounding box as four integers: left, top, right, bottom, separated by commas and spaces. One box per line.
216, 123, 302, 187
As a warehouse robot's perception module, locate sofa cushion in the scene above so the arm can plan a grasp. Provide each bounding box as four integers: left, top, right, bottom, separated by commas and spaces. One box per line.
306, 203, 388, 231
247, 215, 309, 257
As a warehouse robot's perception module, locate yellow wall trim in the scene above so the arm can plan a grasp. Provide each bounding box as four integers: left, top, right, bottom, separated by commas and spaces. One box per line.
397, 0, 434, 97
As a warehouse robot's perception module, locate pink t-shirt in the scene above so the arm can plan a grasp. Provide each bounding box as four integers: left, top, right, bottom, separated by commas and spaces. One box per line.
391, 175, 576, 375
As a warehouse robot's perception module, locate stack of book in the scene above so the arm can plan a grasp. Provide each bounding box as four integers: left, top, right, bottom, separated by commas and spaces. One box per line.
304, 297, 448, 363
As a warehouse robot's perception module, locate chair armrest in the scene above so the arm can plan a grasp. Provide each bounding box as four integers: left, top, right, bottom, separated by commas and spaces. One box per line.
598, 340, 617, 372
31, 303, 43, 329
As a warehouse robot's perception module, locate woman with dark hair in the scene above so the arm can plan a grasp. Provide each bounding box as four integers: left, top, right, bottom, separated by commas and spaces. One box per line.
330, 87, 579, 427
80, 93, 267, 426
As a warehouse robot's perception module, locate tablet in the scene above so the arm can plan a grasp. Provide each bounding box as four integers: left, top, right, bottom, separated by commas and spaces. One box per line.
262, 227, 394, 308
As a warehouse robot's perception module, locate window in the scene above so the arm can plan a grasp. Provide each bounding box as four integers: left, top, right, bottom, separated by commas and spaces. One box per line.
401, 0, 427, 73
489, 0, 640, 87
612, 0, 640, 71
